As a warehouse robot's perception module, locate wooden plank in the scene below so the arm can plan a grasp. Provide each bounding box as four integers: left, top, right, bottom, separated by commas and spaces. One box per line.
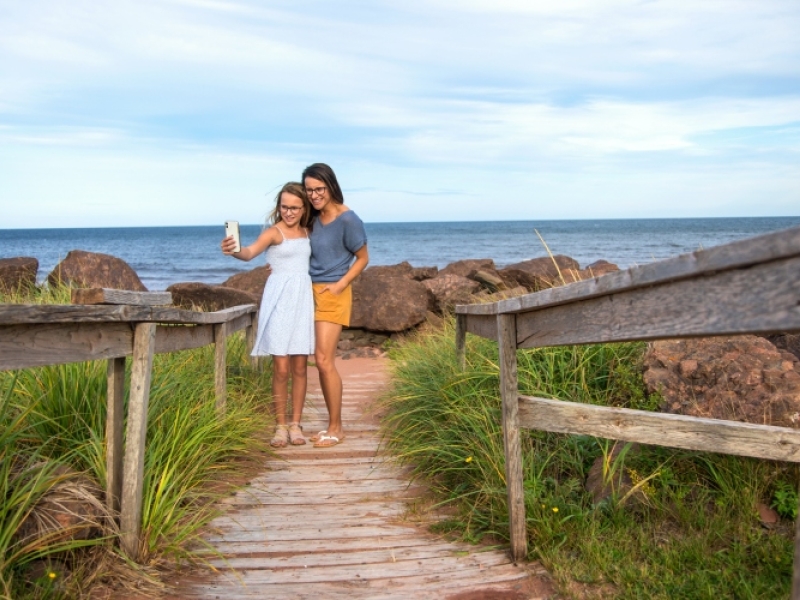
0, 322, 133, 371
214, 322, 227, 413
71, 288, 172, 306
154, 324, 214, 354
205, 524, 424, 544
207, 535, 440, 555
0, 303, 256, 325
105, 357, 126, 516
518, 395, 800, 463
464, 313, 497, 341
455, 313, 466, 370
497, 314, 526, 562
120, 323, 157, 560
226, 312, 253, 335
515, 256, 800, 349
456, 224, 800, 316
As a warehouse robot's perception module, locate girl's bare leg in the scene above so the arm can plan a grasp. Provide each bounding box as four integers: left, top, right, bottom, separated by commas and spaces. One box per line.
314, 320, 343, 440
289, 354, 308, 424
271, 355, 290, 425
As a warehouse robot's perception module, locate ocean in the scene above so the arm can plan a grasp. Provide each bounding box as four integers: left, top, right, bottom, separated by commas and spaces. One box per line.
2, 217, 799, 291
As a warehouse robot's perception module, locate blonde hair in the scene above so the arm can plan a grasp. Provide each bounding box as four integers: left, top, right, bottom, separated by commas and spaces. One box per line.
268, 182, 311, 228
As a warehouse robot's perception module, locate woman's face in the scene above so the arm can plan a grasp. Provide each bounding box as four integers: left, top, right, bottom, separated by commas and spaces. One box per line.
304, 176, 329, 212
279, 191, 306, 227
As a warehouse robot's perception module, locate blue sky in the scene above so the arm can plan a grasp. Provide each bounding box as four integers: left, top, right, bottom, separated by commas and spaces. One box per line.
1, 0, 798, 228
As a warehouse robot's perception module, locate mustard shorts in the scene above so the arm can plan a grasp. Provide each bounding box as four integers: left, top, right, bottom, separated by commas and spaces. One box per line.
313, 283, 352, 326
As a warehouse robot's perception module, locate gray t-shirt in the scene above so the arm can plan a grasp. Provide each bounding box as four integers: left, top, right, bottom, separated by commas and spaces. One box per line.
309, 210, 367, 283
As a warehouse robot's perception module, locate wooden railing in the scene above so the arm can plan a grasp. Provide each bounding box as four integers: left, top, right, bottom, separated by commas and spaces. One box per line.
454, 225, 800, 596
0, 289, 258, 560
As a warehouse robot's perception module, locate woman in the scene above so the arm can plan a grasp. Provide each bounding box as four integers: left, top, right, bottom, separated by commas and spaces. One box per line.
303, 163, 369, 448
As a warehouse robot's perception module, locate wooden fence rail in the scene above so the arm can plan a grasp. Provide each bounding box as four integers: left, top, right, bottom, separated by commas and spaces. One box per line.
455, 225, 800, 597
0, 289, 258, 560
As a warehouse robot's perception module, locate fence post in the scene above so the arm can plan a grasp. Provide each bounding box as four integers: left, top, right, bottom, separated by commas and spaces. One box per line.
455, 313, 466, 371
793, 481, 800, 599
246, 313, 258, 370
120, 322, 157, 560
105, 357, 126, 516
497, 313, 527, 562
214, 322, 227, 412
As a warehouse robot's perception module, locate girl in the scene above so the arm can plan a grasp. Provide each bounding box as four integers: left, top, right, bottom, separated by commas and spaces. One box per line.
302, 163, 369, 448
221, 182, 314, 448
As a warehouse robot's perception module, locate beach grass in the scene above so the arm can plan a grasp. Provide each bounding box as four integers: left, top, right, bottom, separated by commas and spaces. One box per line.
0, 286, 272, 598
381, 318, 797, 599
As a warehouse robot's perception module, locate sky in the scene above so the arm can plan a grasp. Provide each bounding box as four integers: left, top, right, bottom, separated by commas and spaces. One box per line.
1, 0, 799, 228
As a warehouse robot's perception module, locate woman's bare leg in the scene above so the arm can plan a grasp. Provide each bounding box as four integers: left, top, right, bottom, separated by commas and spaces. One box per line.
314, 320, 343, 440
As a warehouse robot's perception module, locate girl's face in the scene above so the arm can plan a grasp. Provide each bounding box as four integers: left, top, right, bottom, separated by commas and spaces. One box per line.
304, 176, 329, 212
279, 192, 306, 227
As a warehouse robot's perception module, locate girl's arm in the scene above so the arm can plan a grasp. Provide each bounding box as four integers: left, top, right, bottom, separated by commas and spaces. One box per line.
326, 244, 369, 295
222, 227, 279, 261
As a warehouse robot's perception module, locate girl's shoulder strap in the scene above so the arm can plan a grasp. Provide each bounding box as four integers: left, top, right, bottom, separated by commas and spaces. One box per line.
273, 224, 286, 241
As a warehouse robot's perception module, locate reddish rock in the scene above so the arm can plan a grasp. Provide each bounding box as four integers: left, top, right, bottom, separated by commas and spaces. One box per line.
439, 259, 496, 278
584, 260, 620, 277
222, 265, 271, 298
351, 270, 430, 332
410, 266, 438, 281
422, 274, 482, 314
0, 257, 38, 293
766, 333, 800, 362
469, 268, 507, 292
167, 282, 258, 312
497, 267, 552, 293
643, 335, 800, 428
48, 250, 147, 292
502, 255, 581, 287
363, 262, 414, 278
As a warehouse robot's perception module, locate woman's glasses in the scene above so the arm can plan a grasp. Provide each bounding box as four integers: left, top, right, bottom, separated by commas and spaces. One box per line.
305, 186, 326, 196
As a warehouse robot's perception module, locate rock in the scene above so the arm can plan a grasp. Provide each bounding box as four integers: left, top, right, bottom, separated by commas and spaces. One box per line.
765, 333, 800, 362
757, 502, 779, 528
422, 273, 482, 314
410, 266, 438, 281
497, 267, 552, 293
643, 335, 800, 428
476, 286, 529, 303
439, 259, 496, 278
222, 265, 271, 298
351, 270, 430, 332
48, 250, 147, 291
363, 262, 414, 278
167, 282, 258, 311
584, 260, 620, 277
470, 268, 507, 293
502, 255, 581, 287
584, 441, 635, 505
0, 257, 38, 293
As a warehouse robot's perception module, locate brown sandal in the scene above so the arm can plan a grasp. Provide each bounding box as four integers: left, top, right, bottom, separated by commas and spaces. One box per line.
270, 424, 289, 448
288, 423, 306, 445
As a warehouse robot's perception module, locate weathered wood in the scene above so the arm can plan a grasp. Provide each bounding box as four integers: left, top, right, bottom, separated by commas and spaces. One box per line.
518, 395, 800, 463
226, 312, 252, 335
456, 224, 800, 316
794, 480, 800, 600
463, 313, 497, 342
214, 322, 227, 412
0, 322, 133, 371
119, 323, 157, 560
0, 303, 256, 325
154, 324, 214, 354
498, 313, 526, 562
105, 357, 125, 516
455, 313, 466, 370
245, 319, 257, 370
71, 288, 172, 306
515, 255, 800, 349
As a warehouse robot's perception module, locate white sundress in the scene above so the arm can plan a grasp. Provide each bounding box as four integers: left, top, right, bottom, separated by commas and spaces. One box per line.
251, 227, 315, 357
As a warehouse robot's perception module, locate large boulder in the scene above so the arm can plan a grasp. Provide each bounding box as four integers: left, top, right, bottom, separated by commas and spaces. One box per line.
643, 335, 800, 428
48, 250, 147, 292
439, 259, 495, 278
223, 265, 271, 298
167, 282, 258, 312
501, 255, 580, 288
0, 257, 38, 294
422, 273, 482, 314
583, 260, 620, 278
351, 268, 430, 332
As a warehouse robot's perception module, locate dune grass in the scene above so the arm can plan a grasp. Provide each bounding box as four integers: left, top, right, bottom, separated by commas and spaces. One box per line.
0, 286, 272, 598
381, 319, 797, 599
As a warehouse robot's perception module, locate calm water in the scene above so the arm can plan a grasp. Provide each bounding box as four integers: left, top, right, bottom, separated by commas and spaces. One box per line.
1, 217, 799, 291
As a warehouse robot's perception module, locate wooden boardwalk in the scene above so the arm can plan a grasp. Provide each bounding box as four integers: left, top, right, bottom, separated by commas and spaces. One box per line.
173, 357, 553, 600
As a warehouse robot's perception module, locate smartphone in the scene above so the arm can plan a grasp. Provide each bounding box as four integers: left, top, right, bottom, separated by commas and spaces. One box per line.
224, 220, 241, 253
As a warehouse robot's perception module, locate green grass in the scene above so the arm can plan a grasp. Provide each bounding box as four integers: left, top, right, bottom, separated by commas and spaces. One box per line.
381, 318, 797, 599
0, 286, 273, 598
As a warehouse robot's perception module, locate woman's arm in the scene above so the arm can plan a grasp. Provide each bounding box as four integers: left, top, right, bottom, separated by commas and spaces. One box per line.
222, 227, 279, 261
326, 244, 369, 295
